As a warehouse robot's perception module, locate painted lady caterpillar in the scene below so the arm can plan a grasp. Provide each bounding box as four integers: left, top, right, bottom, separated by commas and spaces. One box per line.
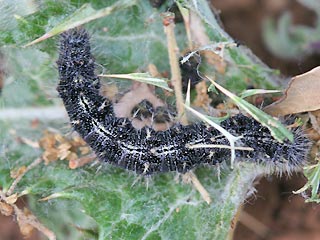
57, 29, 310, 175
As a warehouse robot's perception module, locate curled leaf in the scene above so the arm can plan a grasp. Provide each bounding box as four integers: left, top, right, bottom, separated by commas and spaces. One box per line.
265, 67, 320, 116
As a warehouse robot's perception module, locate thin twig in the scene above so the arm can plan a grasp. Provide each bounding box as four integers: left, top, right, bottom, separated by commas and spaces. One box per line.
163, 12, 188, 124
0, 157, 56, 240
0, 187, 56, 240
69, 153, 96, 169
6, 157, 43, 196
163, 12, 211, 204
183, 172, 212, 204
176, 2, 193, 50
12, 204, 56, 240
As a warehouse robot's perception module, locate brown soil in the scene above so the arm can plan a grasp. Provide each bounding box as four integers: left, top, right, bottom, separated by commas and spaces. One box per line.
212, 1, 320, 239
213, 0, 320, 76
0, 198, 41, 240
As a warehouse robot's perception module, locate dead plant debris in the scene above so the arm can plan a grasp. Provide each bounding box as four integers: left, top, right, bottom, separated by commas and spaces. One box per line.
264, 66, 320, 116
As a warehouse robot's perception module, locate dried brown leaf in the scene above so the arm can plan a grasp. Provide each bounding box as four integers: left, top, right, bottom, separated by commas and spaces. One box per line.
309, 110, 320, 135
57, 149, 71, 161
39, 131, 56, 149
79, 146, 91, 155
148, 63, 161, 77
264, 67, 320, 116
71, 136, 87, 147
55, 133, 66, 144
10, 166, 27, 179
189, 11, 226, 74
6, 194, 18, 205
0, 202, 14, 216
58, 142, 72, 152
66, 152, 78, 162
42, 148, 59, 164
69, 153, 96, 169
17, 209, 34, 238
0, 156, 56, 240
193, 81, 212, 109
39, 130, 90, 164
100, 83, 118, 100
114, 82, 167, 129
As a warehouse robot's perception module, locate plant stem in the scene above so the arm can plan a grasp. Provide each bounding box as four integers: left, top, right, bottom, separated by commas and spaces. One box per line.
69, 153, 96, 169
163, 12, 211, 204
163, 12, 188, 125
6, 157, 43, 196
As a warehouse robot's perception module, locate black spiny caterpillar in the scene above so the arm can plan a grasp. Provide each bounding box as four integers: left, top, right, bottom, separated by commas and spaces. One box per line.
57, 29, 310, 175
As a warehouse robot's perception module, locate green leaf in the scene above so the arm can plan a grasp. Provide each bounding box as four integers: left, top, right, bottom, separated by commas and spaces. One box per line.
209, 79, 294, 142
0, 0, 75, 47
22, 161, 260, 240
206, 114, 230, 124
207, 84, 218, 94
239, 89, 281, 99
262, 10, 320, 60
0, 117, 260, 239
293, 163, 320, 203
25, 0, 137, 46
100, 73, 173, 92
0, 48, 55, 107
